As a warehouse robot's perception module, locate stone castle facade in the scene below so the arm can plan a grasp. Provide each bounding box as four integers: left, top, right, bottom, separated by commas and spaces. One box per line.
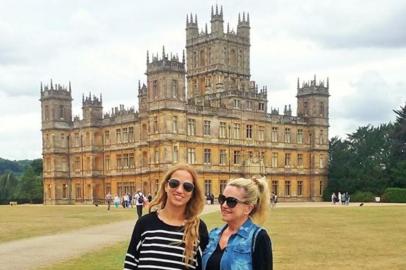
40, 6, 329, 204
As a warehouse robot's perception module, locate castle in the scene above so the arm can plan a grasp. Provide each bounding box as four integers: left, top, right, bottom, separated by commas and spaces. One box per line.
40, 6, 329, 204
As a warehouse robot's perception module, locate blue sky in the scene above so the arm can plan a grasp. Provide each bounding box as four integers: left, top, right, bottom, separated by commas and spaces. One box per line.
0, 0, 405, 160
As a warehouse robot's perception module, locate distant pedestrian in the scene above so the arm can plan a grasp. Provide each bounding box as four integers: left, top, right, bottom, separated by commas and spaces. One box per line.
345, 192, 350, 205
147, 193, 152, 202
331, 192, 337, 205
271, 192, 277, 208
338, 192, 342, 204
114, 194, 120, 208
210, 193, 214, 205
134, 190, 145, 219
105, 192, 112, 211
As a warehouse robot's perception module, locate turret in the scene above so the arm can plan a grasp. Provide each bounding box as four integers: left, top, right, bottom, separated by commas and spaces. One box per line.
82, 92, 103, 124
297, 75, 330, 124
186, 13, 198, 41
145, 46, 186, 109
237, 12, 250, 39
40, 79, 73, 130
210, 4, 224, 35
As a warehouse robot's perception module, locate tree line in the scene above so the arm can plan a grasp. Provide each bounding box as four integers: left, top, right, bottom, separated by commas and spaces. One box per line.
324, 105, 406, 201
0, 159, 43, 204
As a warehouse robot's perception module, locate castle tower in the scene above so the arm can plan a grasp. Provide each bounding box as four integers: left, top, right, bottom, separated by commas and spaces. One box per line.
145, 46, 186, 111
40, 80, 73, 129
82, 92, 103, 125
186, 6, 251, 98
297, 75, 330, 126
40, 80, 73, 204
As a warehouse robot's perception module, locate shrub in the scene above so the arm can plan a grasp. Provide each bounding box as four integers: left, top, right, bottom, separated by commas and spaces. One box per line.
382, 188, 406, 203
351, 191, 376, 202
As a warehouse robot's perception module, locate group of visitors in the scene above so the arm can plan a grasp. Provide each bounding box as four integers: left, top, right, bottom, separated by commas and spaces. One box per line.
104, 191, 153, 212
331, 191, 350, 205
123, 163, 273, 270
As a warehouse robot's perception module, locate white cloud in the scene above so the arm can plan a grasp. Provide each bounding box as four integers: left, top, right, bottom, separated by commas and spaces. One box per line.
0, 0, 405, 159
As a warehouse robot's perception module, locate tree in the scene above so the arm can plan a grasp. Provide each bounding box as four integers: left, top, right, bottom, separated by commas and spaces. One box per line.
15, 166, 43, 203
0, 171, 18, 203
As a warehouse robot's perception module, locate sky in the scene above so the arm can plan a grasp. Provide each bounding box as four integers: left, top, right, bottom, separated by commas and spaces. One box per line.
0, 0, 405, 160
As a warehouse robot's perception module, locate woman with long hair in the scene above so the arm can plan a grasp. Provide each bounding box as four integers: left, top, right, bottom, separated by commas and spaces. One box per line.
124, 164, 208, 270
202, 176, 273, 270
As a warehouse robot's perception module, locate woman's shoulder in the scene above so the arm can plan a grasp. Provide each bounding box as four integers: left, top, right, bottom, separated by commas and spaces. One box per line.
136, 211, 159, 226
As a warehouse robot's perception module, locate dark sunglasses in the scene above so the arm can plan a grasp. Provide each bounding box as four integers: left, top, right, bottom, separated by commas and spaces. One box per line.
218, 194, 247, 208
167, 178, 195, 193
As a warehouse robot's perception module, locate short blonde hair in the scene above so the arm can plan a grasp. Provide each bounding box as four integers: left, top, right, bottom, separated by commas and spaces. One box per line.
227, 176, 270, 225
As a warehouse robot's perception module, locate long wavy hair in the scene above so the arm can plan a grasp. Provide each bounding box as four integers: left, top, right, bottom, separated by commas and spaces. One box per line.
148, 164, 205, 267
227, 176, 270, 225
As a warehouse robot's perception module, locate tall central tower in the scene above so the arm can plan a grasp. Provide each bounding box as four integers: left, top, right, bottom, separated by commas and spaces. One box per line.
185, 5, 251, 98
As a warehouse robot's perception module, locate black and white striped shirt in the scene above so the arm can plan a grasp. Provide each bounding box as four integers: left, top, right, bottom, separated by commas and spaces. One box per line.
124, 211, 208, 270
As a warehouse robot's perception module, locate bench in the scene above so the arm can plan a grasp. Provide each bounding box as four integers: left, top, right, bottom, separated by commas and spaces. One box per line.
9, 201, 17, 206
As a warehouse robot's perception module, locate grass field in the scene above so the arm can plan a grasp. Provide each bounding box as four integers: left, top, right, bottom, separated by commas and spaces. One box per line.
39, 205, 406, 270
0, 205, 135, 243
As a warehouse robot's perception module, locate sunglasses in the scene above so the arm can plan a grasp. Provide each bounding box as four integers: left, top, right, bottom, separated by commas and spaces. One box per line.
218, 194, 247, 208
167, 178, 195, 193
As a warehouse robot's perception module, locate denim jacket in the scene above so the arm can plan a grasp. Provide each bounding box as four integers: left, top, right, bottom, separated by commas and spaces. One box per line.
201, 218, 261, 270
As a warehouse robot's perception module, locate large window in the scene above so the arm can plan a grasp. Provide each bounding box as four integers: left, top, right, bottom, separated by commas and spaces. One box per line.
220, 180, 227, 194
172, 116, 178, 133
284, 128, 291, 143
172, 80, 178, 98
122, 128, 128, 143
116, 129, 121, 144
233, 123, 240, 139
272, 180, 278, 195
204, 120, 211, 136
219, 122, 227, 138
258, 126, 265, 141
271, 127, 278, 142
204, 180, 212, 195
297, 180, 303, 196
246, 124, 253, 139
128, 127, 134, 142
285, 153, 291, 167
204, 149, 211, 164
187, 119, 196, 136
233, 150, 241, 165
297, 153, 303, 167
105, 155, 110, 171
187, 148, 196, 164
285, 181, 291, 196
297, 129, 303, 144
220, 150, 227, 165
129, 153, 134, 168
272, 153, 278, 168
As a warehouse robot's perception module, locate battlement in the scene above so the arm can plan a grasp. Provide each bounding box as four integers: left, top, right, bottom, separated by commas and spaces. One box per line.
104, 104, 136, 119
186, 6, 250, 43
146, 47, 185, 74
40, 80, 72, 100
297, 75, 329, 96
82, 92, 102, 107
137, 81, 147, 97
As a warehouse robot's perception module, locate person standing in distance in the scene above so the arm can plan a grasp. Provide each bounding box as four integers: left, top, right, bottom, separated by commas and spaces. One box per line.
124, 164, 208, 270
134, 190, 144, 218
202, 176, 273, 270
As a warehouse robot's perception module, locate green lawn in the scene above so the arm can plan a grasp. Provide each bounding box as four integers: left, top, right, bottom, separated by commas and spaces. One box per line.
40, 205, 406, 270
0, 205, 135, 243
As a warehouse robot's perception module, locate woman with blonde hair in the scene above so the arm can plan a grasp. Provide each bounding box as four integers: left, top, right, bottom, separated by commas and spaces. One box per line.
202, 176, 273, 270
124, 164, 208, 270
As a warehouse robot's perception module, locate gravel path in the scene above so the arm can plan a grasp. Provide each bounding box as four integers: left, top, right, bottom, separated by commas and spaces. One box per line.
0, 204, 219, 270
